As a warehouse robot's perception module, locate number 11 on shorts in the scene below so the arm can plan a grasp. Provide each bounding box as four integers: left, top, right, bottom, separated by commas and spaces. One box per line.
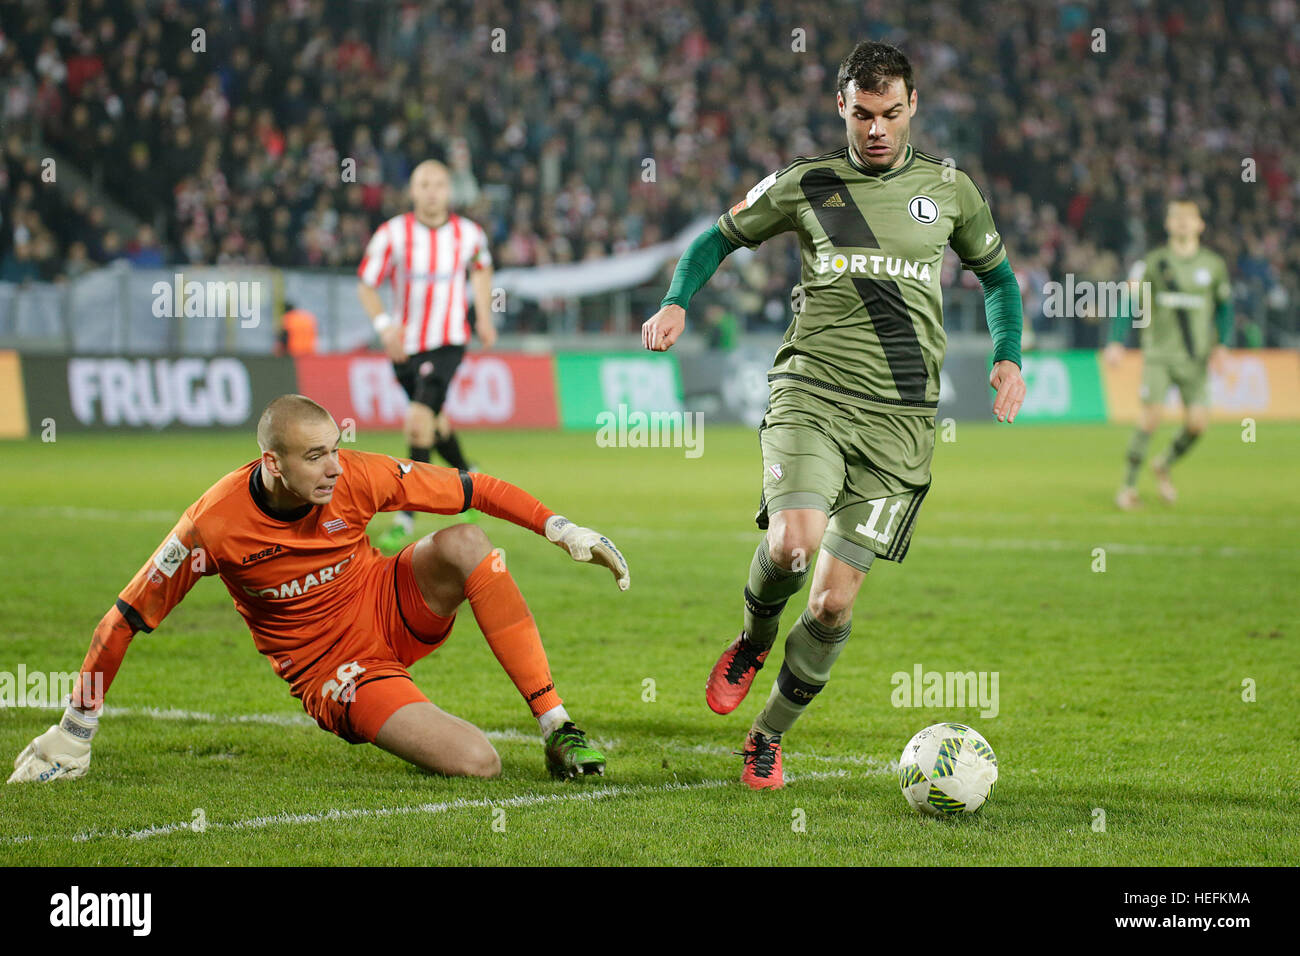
856, 496, 902, 545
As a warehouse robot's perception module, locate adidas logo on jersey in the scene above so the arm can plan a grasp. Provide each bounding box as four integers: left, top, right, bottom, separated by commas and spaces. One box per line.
823, 193, 845, 207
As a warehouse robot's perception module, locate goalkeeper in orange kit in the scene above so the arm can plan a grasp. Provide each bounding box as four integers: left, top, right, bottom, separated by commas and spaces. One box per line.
9, 395, 629, 784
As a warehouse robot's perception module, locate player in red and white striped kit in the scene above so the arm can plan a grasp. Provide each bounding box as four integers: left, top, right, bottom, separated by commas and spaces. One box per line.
358, 159, 498, 553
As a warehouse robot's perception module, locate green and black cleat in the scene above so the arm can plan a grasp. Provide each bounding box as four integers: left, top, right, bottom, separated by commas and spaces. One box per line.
544, 722, 606, 780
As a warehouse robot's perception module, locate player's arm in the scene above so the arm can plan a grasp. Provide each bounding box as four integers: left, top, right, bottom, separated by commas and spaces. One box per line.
9, 513, 210, 783
1105, 259, 1146, 365
642, 225, 743, 350
950, 172, 1026, 423
643, 169, 794, 351
1210, 257, 1233, 374
469, 227, 497, 349
358, 452, 629, 590
357, 223, 405, 362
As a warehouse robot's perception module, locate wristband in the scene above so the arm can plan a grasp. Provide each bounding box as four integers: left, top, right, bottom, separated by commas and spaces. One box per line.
60, 703, 100, 741
372, 312, 395, 333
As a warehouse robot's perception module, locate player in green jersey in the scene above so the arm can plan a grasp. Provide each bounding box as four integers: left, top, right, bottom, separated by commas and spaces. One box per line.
641, 41, 1025, 790
1105, 200, 1232, 509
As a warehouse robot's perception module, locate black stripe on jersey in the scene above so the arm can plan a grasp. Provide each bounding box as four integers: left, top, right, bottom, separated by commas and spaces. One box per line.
799, 166, 929, 403
887, 479, 931, 563
115, 598, 153, 634
1158, 256, 1198, 357
458, 469, 474, 513
722, 149, 846, 246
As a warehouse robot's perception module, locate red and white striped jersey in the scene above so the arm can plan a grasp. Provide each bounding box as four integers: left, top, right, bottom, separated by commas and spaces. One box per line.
357, 212, 492, 353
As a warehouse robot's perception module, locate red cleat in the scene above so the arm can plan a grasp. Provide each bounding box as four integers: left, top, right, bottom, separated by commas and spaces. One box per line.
738, 729, 784, 790
706, 632, 769, 715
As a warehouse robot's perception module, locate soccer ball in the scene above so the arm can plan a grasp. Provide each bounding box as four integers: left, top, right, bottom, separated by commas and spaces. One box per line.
898, 722, 998, 816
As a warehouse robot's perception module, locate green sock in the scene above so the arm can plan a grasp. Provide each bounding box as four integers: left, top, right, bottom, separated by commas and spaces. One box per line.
754, 609, 851, 737
742, 536, 809, 651
1161, 428, 1200, 467
1125, 429, 1152, 487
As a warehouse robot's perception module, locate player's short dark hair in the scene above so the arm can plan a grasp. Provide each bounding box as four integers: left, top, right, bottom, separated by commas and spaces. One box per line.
837, 41, 914, 99
257, 394, 335, 454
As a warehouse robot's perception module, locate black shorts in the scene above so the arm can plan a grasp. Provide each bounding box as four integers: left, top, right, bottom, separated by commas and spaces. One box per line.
393, 345, 465, 413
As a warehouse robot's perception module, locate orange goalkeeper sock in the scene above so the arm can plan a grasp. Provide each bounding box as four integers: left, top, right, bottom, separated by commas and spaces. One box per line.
464, 550, 562, 717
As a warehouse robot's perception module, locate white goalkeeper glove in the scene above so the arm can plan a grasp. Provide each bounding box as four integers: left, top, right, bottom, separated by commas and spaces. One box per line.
545, 515, 630, 591
7, 704, 98, 784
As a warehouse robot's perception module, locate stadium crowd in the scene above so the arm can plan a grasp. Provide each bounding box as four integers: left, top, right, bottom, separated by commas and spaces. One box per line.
1, 0, 1296, 340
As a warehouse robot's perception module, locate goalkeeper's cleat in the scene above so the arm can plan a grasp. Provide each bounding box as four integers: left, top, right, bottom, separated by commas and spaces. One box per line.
544, 722, 605, 780
737, 729, 784, 790
1115, 486, 1140, 511
706, 632, 770, 715
376, 522, 414, 555
1152, 460, 1178, 504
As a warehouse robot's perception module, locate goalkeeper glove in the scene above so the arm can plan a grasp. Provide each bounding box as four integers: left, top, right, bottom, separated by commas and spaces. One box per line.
7, 703, 98, 784
545, 515, 631, 591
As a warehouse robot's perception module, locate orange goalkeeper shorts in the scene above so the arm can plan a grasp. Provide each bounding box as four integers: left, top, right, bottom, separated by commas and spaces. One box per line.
290, 543, 455, 744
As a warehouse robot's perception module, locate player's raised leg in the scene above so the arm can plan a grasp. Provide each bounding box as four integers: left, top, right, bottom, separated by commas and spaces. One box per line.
1151, 381, 1209, 504
1119, 400, 1161, 510
708, 508, 821, 714
410, 523, 605, 779
741, 549, 865, 790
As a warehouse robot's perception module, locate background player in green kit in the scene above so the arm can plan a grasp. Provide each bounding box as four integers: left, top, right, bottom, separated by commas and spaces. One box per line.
1106, 200, 1233, 510
641, 41, 1026, 790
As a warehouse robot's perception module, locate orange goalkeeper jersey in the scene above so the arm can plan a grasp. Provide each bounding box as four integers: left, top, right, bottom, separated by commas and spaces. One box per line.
100, 450, 552, 691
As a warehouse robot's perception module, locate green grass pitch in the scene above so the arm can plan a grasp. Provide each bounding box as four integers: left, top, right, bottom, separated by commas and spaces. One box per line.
1, 420, 1296, 865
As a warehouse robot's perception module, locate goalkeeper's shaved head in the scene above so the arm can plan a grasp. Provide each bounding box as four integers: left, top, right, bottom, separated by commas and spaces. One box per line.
257, 395, 336, 455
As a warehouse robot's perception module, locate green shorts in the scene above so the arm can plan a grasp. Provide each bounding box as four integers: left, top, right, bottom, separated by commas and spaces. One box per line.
1140, 357, 1209, 409
758, 386, 935, 571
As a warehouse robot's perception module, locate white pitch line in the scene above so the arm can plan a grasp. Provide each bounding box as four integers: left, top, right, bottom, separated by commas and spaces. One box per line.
1, 704, 622, 750
2, 706, 889, 769
6, 769, 852, 846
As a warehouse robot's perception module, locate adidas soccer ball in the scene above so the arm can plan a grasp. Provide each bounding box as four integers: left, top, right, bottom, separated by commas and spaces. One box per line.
898, 722, 998, 816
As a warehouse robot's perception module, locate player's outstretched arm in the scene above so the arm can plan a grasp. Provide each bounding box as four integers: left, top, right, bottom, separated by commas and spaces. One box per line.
7, 604, 135, 783
9, 515, 208, 783
974, 260, 1026, 423
365, 453, 631, 591
643, 224, 741, 351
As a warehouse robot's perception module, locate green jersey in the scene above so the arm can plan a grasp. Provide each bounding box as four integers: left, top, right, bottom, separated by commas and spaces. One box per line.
1129, 246, 1231, 363
717, 144, 1007, 417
